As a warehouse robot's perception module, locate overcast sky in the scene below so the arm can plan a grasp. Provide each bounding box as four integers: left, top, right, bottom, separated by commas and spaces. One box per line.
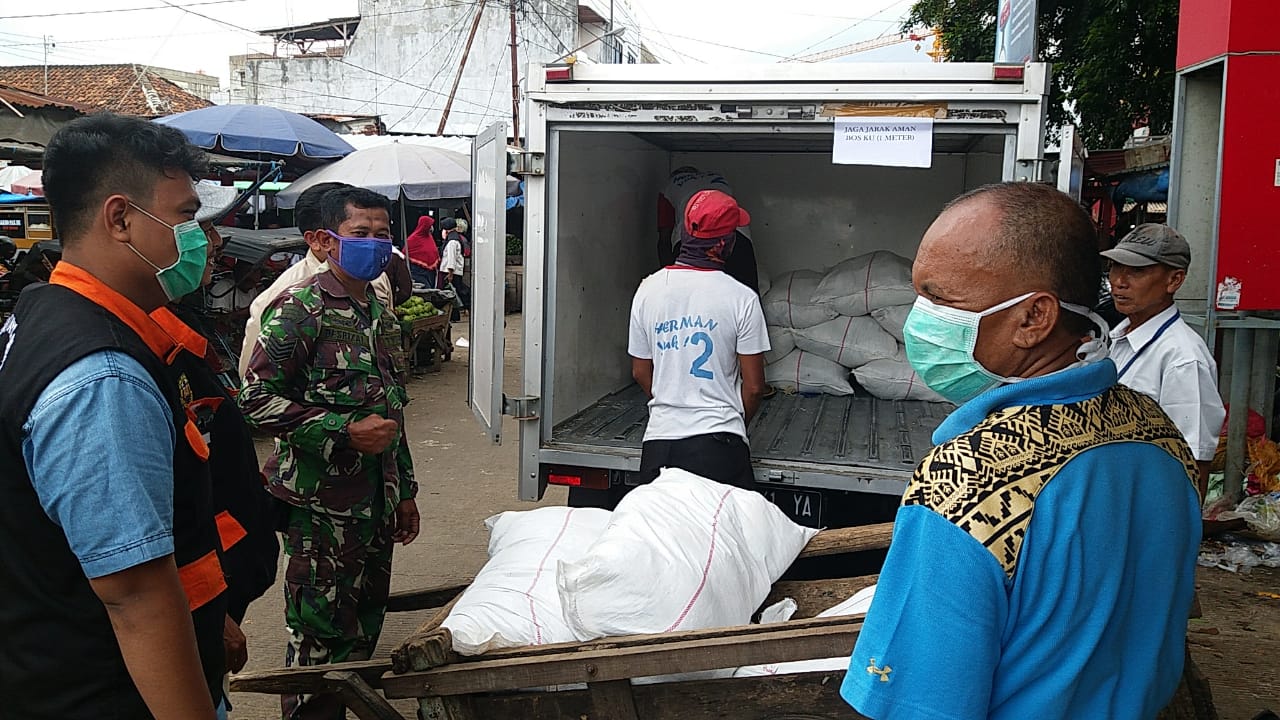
0, 0, 931, 90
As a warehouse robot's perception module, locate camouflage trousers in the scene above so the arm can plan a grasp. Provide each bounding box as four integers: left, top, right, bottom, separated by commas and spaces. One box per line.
280, 505, 394, 720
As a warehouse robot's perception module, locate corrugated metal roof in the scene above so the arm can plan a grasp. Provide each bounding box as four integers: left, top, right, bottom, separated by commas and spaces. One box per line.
0, 65, 211, 118
0, 83, 91, 113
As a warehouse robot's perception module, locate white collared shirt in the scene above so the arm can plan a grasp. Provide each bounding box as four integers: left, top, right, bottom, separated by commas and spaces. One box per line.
1110, 304, 1225, 460
236, 252, 394, 377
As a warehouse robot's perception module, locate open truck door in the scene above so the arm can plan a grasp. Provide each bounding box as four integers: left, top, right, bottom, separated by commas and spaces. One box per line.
1057, 125, 1086, 201
469, 121, 548, 501
468, 123, 508, 445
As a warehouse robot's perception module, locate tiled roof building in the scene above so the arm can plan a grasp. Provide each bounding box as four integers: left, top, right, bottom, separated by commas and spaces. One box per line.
0, 64, 211, 118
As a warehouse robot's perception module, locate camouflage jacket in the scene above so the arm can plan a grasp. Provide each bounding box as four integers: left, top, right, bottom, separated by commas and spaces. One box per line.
240, 269, 416, 520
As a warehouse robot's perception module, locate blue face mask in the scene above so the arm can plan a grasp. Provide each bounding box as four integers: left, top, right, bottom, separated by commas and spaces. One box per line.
324, 230, 393, 282
902, 292, 1107, 405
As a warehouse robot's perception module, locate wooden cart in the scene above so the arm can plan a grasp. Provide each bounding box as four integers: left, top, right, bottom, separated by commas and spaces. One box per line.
231, 524, 889, 720
403, 312, 452, 373
403, 288, 455, 374
230, 522, 1216, 720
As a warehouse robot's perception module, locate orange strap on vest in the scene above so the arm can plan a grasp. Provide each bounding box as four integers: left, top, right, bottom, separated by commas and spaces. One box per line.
177, 550, 226, 612
214, 511, 248, 552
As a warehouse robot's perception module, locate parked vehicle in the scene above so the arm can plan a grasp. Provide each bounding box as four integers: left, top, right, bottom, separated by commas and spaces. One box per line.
467, 62, 1054, 528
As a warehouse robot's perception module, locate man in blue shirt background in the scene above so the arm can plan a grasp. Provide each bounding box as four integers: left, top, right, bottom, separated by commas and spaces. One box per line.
842, 182, 1201, 720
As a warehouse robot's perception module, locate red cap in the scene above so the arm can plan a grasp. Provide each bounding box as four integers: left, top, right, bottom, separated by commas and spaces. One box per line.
684, 190, 750, 239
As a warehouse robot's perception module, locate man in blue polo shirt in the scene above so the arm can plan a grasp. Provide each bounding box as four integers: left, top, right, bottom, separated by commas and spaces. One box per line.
842, 182, 1201, 720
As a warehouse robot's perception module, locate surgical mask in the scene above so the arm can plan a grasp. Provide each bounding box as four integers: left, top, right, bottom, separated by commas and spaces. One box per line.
324, 230, 393, 282
902, 292, 1109, 405
126, 203, 208, 302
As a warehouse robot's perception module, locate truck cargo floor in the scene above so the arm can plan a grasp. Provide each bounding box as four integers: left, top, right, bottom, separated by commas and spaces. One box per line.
550, 385, 949, 473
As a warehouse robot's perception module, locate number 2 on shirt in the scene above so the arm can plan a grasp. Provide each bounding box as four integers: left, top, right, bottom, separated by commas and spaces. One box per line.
689, 332, 714, 380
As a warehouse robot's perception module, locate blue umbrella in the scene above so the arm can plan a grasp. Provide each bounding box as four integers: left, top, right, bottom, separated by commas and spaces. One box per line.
155, 105, 354, 160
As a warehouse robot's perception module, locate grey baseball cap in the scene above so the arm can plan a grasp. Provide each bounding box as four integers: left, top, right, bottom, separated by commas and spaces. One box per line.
1101, 223, 1191, 270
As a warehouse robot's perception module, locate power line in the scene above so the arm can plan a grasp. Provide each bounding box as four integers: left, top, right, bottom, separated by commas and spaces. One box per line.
524, 1, 572, 55
781, 0, 911, 60
153, 0, 260, 36
348, 3, 478, 116
0, 0, 245, 21
236, 75, 501, 119
6, 28, 245, 48
335, 57, 496, 115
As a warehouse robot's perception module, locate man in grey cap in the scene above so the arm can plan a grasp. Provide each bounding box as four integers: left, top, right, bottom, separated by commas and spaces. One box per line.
1104, 223, 1225, 492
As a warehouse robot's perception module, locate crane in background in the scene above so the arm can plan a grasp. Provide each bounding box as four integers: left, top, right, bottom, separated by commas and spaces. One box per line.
784, 30, 942, 63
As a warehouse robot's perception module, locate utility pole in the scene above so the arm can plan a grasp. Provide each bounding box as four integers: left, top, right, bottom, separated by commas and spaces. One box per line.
437, 0, 488, 136
509, 0, 520, 143
608, 0, 615, 61
42, 35, 52, 95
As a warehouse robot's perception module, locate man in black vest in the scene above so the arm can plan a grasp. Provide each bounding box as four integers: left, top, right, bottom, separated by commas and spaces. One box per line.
0, 113, 226, 719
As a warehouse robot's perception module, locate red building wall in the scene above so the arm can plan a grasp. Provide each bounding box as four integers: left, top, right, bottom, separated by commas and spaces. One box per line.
1213, 53, 1280, 311
1177, 0, 1280, 69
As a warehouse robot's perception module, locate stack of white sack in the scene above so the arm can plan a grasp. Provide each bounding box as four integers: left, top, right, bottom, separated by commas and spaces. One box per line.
442, 507, 612, 655
760, 253, 949, 402
854, 358, 948, 403
443, 471, 818, 656
765, 349, 855, 396
870, 304, 911, 343
792, 316, 901, 368
811, 251, 917, 317
558, 468, 819, 640
762, 270, 839, 329
732, 584, 877, 678
764, 325, 795, 365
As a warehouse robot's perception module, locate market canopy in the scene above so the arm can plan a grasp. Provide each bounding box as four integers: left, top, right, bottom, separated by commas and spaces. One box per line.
276, 142, 518, 209
10, 170, 42, 196
0, 164, 33, 192
155, 104, 354, 161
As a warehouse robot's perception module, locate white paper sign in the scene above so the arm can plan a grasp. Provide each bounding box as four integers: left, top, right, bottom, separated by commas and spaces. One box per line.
832, 117, 934, 168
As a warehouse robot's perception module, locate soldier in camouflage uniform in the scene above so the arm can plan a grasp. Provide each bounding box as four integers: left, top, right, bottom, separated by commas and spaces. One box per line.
240, 186, 419, 720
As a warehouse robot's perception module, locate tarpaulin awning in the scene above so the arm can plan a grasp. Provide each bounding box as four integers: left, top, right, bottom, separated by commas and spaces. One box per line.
0, 192, 41, 204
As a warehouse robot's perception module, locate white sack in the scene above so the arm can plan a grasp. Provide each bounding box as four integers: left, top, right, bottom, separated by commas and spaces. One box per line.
443, 507, 611, 655
812, 251, 916, 317
792, 316, 901, 369
558, 469, 818, 640
764, 325, 795, 365
871, 304, 913, 343
762, 270, 840, 329
765, 349, 855, 396
853, 358, 948, 403
758, 271, 772, 297
733, 584, 878, 677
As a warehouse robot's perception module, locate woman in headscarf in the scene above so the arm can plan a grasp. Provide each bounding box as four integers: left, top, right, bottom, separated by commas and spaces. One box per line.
405, 214, 439, 288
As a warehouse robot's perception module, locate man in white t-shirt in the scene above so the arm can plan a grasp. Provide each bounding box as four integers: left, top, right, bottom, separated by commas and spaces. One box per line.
1103, 223, 1225, 494
628, 189, 770, 490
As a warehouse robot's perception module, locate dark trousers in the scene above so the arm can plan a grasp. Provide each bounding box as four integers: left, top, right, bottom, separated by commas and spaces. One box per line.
638, 432, 756, 490
567, 433, 756, 510
409, 265, 436, 289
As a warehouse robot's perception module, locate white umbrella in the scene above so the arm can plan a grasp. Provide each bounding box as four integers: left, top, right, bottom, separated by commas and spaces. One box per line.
276, 142, 518, 209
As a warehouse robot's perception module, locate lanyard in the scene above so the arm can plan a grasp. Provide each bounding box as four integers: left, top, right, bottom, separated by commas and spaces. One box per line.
1117, 311, 1180, 380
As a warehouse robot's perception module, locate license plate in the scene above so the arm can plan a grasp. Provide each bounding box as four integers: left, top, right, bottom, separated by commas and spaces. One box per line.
762, 487, 823, 528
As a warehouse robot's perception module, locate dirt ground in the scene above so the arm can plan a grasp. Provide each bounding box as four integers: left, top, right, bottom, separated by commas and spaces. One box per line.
233, 317, 567, 719
228, 315, 1280, 719
1191, 565, 1280, 719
